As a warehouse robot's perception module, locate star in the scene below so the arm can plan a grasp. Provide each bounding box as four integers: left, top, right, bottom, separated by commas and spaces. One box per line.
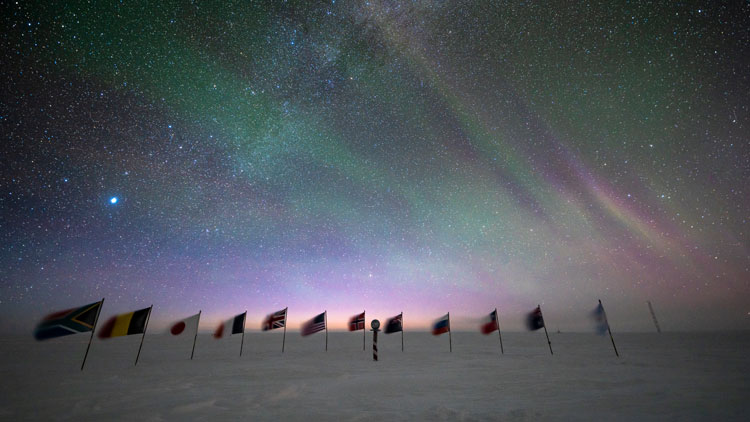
109, 197, 118, 204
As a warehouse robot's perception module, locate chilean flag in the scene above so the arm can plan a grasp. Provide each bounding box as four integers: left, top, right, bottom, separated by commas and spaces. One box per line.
480, 310, 499, 334
432, 314, 450, 335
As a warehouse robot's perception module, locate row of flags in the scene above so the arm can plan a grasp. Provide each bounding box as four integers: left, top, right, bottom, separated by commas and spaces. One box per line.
33, 301, 620, 369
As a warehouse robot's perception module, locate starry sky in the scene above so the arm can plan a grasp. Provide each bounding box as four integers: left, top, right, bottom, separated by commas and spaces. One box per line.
2, 1, 748, 333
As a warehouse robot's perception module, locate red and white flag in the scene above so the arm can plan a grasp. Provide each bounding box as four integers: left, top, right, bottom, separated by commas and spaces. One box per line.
348, 312, 365, 331
169, 313, 200, 336
480, 310, 499, 334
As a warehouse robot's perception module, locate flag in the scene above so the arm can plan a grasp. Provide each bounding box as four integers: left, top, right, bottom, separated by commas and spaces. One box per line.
301, 312, 326, 336
432, 314, 450, 336
262, 308, 287, 331
480, 310, 499, 334
98, 307, 151, 339
384, 313, 402, 334
348, 312, 365, 331
526, 306, 544, 331
592, 303, 608, 335
34, 301, 102, 340
169, 313, 200, 336
214, 312, 246, 338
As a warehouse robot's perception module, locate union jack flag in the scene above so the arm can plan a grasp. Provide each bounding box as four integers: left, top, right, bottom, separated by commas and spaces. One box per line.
262, 308, 287, 331
348, 311, 365, 331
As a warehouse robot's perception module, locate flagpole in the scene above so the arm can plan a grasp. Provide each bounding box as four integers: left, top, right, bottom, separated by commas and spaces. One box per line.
81, 298, 104, 371
240, 311, 246, 357
539, 304, 553, 355
600, 300, 619, 357
400, 312, 404, 352
496, 308, 504, 354
363, 310, 366, 351
647, 300, 661, 333
191, 310, 201, 360
282, 307, 287, 353
135, 305, 153, 366
325, 311, 328, 351
448, 312, 452, 352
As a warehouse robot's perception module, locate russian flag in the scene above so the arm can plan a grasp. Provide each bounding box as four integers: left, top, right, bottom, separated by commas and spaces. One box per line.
432, 314, 450, 336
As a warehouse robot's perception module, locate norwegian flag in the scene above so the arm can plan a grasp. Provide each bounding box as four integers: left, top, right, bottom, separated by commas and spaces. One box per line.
348, 312, 365, 331
262, 308, 287, 331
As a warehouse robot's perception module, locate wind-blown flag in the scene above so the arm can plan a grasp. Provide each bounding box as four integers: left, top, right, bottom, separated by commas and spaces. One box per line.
262, 308, 287, 331
301, 312, 326, 336
526, 306, 545, 331
480, 310, 499, 334
591, 303, 608, 335
384, 313, 403, 334
348, 312, 365, 331
432, 314, 450, 335
169, 313, 200, 336
34, 301, 102, 340
214, 312, 246, 338
98, 307, 151, 339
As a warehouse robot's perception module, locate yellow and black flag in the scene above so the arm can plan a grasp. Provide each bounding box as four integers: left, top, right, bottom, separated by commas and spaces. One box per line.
98, 307, 151, 339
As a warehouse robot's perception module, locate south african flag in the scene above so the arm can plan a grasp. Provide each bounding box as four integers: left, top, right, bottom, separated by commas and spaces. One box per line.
34, 301, 102, 340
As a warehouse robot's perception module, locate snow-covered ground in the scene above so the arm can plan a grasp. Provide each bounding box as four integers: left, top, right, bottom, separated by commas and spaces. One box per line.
1, 331, 748, 421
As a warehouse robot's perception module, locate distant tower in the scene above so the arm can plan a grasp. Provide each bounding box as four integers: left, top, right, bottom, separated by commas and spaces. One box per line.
647, 301, 661, 333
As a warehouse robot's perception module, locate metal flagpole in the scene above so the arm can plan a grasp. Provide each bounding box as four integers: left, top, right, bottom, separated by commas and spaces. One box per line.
448, 312, 452, 353
190, 310, 201, 360
363, 310, 366, 351
325, 311, 328, 351
600, 300, 619, 357
282, 307, 287, 353
135, 305, 153, 366
496, 308, 504, 354
81, 298, 104, 371
647, 301, 661, 333
401, 312, 404, 352
539, 304, 553, 355
239, 311, 246, 357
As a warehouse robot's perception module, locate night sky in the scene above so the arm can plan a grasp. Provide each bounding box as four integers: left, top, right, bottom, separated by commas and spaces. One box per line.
2, 1, 748, 332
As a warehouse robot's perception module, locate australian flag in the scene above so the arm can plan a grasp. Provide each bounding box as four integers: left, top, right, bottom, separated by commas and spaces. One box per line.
526, 306, 545, 331
348, 312, 365, 331
34, 301, 102, 340
384, 313, 403, 334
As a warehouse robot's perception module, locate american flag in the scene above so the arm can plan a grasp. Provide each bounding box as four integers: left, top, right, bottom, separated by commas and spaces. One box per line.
262, 308, 287, 331
301, 312, 326, 336
348, 311, 365, 331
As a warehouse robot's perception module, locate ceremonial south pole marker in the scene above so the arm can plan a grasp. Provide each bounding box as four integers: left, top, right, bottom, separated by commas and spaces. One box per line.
371, 319, 380, 361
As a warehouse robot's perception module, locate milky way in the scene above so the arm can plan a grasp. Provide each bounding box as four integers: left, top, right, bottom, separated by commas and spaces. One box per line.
2, 1, 748, 332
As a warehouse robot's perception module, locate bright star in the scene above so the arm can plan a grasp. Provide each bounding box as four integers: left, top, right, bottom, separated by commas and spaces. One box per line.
110, 197, 118, 204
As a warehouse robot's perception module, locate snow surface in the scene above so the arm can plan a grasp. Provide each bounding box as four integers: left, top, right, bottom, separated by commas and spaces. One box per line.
1, 331, 748, 421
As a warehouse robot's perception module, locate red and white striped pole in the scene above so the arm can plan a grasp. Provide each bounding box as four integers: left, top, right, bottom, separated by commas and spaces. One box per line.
371, 319, 380, 361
